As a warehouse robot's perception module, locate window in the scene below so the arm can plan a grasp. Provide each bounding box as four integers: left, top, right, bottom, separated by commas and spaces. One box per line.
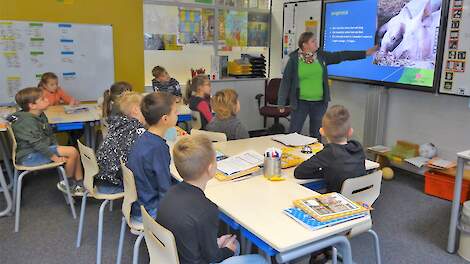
143, 0, 271, 85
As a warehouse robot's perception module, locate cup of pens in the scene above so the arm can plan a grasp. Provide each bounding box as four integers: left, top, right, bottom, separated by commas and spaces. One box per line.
264, 147, 282, 180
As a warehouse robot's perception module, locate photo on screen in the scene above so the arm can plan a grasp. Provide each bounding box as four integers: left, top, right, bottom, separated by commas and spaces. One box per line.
321, 0, 447, 91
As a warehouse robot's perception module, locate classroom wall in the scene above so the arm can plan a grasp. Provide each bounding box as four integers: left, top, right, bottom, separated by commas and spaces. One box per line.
270, 0, 470, 160
0, 0, 145, 92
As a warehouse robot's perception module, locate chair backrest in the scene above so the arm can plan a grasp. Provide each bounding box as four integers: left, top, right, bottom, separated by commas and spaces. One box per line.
6, 125, 18, 167
190, 111, 202, 130
77, 140, 99, 194
340, 170, 383, 206
190, 129, 227, 142
265, 78, 282, 105
141, 205, 180, 264
121, 160, 138, 225
100, 118, 109, 138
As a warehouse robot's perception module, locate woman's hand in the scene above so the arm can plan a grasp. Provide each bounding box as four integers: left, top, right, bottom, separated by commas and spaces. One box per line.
366, 45, 379, 56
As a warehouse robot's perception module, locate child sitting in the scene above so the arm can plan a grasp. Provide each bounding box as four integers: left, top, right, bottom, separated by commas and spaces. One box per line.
206, 89, 249, 140
10, 87, 84, 195
127, 92, 178, 220
157, 135, 267, 264
95, 92, 146, 194
38, 72, 79, 106
151, 66, 182, 98
186, 75, 212, 129
294, 105, 366, 192
101, 81, 133, 119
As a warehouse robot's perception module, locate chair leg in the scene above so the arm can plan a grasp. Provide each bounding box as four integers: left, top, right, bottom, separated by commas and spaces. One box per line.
109, 200, 113, 212
58, 166, 77, 219
76, 191, 89, 248
332, 246, 338, 264
132, 233, 145, 264
263, 116, 267, 128
368, 229, 381, 264
116, 217, 127, 264
12, 169, 18, 213
14, 171, 29, 232
97, 199, 109, 264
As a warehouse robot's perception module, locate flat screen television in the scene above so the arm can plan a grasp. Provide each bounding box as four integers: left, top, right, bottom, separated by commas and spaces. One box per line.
321, 0, 448, 92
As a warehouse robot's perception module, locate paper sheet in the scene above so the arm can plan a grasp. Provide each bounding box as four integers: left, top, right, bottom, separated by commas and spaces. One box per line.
272, 133, 318, 147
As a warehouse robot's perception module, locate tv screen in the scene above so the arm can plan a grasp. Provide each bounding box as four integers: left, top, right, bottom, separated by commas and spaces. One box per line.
321, 0, 446, 91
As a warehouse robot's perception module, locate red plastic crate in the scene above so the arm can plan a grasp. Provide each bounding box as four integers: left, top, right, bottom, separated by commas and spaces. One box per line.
424, 171, 470, 203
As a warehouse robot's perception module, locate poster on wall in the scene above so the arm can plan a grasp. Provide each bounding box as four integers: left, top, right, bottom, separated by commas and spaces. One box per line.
248, 12, 269, 46
178, 8, 202, 44
225, 10, 248, 47
439, 0, 470, 96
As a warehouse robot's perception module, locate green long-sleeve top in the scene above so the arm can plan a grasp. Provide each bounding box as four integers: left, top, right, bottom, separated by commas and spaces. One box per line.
10, 111, 57, 162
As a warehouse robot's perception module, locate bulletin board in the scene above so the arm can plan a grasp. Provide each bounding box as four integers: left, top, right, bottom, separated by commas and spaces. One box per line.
0, 20, 115, 105
282, 0, 323, 58
439, 0, 470, 96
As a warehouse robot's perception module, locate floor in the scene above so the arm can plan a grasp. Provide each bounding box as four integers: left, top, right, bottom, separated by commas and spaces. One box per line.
0, 168, 469, 264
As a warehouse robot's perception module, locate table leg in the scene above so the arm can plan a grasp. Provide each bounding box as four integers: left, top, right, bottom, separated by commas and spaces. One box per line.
83, 123, 91, 148
90, 122, 97, 151
276, 235, 353, 264
447, 157, 465, 253
0, 133, 13, 188
0, 166, 12, 217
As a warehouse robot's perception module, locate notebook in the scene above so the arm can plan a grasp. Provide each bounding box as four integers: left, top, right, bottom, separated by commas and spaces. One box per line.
272, 133, 318, 147
428, 157, 457, 169
293, 193, 369, 222
216, 150, 264, 175
284, 207, 367, 231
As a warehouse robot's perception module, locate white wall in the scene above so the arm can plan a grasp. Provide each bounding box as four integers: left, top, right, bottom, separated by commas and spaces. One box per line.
269, 0, 470, 160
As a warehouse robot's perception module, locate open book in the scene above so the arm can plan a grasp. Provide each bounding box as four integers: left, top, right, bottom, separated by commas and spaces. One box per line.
293, 193, 368, 222
216, 150, 264, 176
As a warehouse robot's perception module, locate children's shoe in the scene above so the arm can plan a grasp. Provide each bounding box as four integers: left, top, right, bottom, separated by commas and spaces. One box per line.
72, 185, 85, 197
57, 180, 84, 196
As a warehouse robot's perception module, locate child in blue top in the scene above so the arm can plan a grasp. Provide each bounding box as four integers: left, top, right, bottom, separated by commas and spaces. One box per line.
127, 92, 178, 220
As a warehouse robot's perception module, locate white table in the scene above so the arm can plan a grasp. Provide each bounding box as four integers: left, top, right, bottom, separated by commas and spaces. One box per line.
205, 176, 369, 263
447, 150, 470, 253
45, 103, 101, 149
210, 136, 380, 186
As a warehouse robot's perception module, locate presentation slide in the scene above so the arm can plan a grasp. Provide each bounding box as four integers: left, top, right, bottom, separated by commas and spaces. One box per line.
322, 0, 443, 89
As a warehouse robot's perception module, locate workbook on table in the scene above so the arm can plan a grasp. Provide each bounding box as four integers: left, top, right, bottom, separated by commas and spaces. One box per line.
284, 207, 367, 231
272, 133, 317, 147
64, 105, 89, 114
293, 193, 368, 222
216, 150, 264, 176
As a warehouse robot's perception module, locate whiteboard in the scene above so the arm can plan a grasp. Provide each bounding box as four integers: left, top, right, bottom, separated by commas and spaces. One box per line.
282, 1, 322, 71
0, 20, 115, 105
439, 0, 469, 96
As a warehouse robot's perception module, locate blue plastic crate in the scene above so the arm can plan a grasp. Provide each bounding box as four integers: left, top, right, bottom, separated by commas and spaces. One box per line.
219, 212, 240, 230
240, 227, 278, 256
52, 122, 84, 131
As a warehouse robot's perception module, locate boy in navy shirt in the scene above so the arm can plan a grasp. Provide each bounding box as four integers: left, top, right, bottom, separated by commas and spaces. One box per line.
128, 92, 178, 220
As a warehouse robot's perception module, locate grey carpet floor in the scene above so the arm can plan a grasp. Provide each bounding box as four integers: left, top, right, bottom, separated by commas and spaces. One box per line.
0, 169, 468, 264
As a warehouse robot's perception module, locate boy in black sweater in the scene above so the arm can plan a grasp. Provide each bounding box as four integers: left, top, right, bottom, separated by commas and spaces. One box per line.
156, 135, 266, 264
294, 105, 366, 193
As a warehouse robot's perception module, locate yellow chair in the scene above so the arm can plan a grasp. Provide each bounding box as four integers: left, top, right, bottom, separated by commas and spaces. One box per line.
190, 129, 227, 142
6, 125, 76, 232
75, 140, 124, 264
116, 160, 144, 264
141, 205, 180, 264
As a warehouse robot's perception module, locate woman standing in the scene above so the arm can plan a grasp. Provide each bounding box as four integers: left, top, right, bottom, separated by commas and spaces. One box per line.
278, 32, 377, 138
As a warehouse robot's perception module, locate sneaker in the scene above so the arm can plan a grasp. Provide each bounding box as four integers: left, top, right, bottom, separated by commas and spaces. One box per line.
72, 185, 85, 197
56, 180, 85, 197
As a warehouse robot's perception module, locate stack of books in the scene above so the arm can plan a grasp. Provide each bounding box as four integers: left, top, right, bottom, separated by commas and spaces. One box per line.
284, 193, 369, 230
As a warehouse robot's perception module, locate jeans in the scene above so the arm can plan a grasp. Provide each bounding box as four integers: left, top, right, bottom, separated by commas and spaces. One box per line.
289, 100, 328, 139
20, 145, 59, 166
97, 184, 124, 194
